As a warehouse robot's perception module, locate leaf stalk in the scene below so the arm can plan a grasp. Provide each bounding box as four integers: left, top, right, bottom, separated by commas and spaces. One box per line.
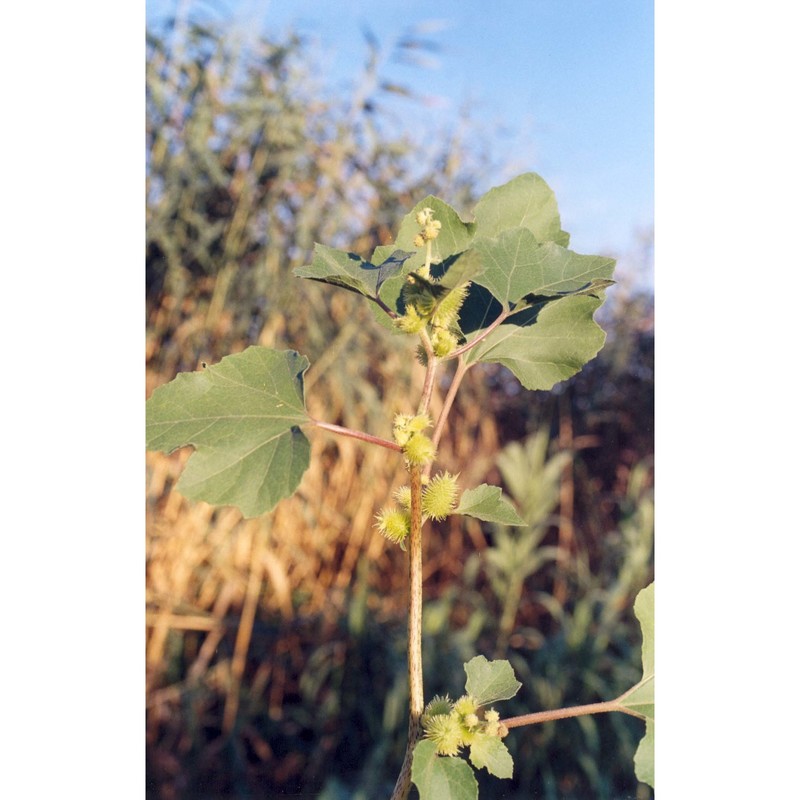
501, 698, 644, 730
308, 419, 402, 452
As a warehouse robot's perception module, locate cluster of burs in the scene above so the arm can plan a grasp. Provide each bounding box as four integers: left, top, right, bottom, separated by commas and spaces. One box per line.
421, 693, 508, 757
374, 207, 467, 547
374, 412, 459, 546
394, 207, 469, 359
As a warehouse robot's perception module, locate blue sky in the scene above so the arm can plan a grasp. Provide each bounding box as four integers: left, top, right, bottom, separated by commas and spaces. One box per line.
146, 0, 653, 285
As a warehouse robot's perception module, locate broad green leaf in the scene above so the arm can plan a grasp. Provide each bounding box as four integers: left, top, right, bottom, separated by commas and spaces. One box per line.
634, 719, 655, 789
618, 582, 654, 789
473, 172, 570, 247
411, 739, 478, 800
468, 734, 514, 779
464, 295, 607, 391
455, 485, 525, 526
463, 656, 522, 706
293, 244, 414, 301
145, 347, 310, 518
619, 582, 655, 719
471, 231, 615, 307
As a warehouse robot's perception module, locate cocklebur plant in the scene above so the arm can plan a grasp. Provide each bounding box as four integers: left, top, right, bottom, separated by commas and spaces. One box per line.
145, 173, 654, 799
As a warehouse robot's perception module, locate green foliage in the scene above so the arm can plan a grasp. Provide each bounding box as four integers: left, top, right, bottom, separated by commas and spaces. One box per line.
455, 485, 525, 526
462, 294, 608, 390
472, 171, 570, 246
495, 429, 570, 525
412, 740, 478, 800
620, 582, 655, 788
635, 720, 655, 790
467, 735, 514, 780
461, 435, 654, 798
293, 246, 415, 303
147, 172, 614, 521
371, 196, 477, 278
145, 347, 310, 516
413, 657, 521, 795
463, 656, 522, 706
478, 431, 569, 657
471, 234, 612, 306
295, 173, 615, 393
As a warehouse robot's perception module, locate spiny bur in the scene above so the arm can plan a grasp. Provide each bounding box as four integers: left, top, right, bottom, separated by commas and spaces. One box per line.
421, 471, 459, 520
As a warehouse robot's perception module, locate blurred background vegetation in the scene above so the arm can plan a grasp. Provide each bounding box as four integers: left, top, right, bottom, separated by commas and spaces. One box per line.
146, 15, 654, 800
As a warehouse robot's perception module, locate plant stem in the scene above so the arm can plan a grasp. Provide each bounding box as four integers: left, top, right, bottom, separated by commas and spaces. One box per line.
430, 356, 469, 455
448, 306, 511, 360
308, 419, 403, 452
369, 293, 398, 319
390, 463, 424, 800
417, 333, 438, 417
501, 698, 643, 730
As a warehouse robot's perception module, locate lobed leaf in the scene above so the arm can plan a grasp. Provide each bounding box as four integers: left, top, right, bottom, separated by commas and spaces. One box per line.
411, 740, 478, 800
464, 295, 607, 391
472, 172, 570, 246
463, 656, 522, 707
471, 231, 615, 307
468, 734, 514, 779
455, 485, 525, 526
145, 347, 311, 518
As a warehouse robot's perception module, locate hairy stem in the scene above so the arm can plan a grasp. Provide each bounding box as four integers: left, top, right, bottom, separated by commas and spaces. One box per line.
390, 464, 424, 800
308, 419, 402, 452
